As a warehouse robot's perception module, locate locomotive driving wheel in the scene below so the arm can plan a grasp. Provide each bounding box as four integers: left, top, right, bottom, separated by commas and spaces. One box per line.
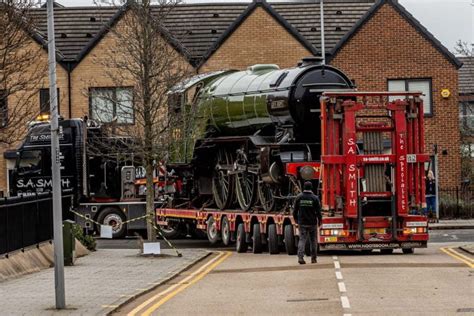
257, 180, 277, 212
212, 148, 235, 210
236, 170, 257, 211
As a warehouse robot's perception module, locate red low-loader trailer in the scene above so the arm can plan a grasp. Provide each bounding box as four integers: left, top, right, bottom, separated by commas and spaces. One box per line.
156, 92, 429, 254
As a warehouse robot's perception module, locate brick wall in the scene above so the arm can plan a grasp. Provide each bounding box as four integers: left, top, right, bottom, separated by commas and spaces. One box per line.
199, 7, 312, 73
330, 3, 461, 189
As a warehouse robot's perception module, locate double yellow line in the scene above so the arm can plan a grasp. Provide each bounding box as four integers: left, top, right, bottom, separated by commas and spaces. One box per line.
127, 251, 232, 316
440, 247, 474, 268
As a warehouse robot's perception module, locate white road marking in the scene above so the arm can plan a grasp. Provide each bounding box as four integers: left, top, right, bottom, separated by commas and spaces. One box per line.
333, 256, 338, 260
343, 314, 352, 316
341, 296, 351, 309
334, 261, 341, 269
338, 282, 347, 293
336, 271, 343, 280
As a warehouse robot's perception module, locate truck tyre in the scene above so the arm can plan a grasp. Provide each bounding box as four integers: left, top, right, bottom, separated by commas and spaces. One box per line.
381, 249, 394, 254
252, 223, 263, 254
284, 224, 297, 255
221, 216, 231, 246
402, 248, 414, 254
159, 220, 182, 239
207, 216, 220, 245
236, 223, 247, 253
267, 224, 279, 254
97, 207, 127, 239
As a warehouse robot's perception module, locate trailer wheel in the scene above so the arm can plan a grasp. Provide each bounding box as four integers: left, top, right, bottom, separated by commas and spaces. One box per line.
284, 224, 297, 255
206, 216, 220, 245
236, 223, 247, 253
221, 216, 231, 246
402, 248, 414, 254
97, 208, 127, 239
267, 224, 279, 254
252, 224, 263, 253
381, 249, 394, 255
159, 220, 182, 239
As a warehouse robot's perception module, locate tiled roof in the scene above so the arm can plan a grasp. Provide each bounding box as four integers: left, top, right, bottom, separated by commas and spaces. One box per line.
273, 1, 375, 53
29, 7, 119, 62
459, 57, 474, 95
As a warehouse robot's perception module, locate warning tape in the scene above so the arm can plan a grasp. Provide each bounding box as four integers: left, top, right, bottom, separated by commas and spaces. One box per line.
69, 198, 182, 257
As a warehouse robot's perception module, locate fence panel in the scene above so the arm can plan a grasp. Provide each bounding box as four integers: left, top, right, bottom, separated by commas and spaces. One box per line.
0, 194, 73, 255
439, 187, 474, 219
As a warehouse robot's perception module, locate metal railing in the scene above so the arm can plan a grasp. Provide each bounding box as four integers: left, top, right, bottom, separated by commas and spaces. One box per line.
0, 193, 74, 255
439, 187, 474, 219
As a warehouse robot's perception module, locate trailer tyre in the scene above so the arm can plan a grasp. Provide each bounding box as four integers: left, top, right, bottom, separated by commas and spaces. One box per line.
284, 224, 297, 255
402, 248, 414, 254
252, 224, 263, 254
206, 216, 220, 245
267, 224, 279, 254
97, 208, 127, 239
236, 223, 247, 253
221, 216, 231, 246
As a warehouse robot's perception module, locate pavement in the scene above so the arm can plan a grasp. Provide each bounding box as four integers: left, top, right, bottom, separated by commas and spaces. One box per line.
0, 247, 208, 315
429, 219, 474, 230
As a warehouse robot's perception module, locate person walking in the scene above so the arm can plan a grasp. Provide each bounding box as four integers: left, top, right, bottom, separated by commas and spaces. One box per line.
293, 181, 322, 264
425, 170, 436, 217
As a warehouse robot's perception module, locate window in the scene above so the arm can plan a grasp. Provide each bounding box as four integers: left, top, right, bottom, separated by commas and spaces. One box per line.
39, 88, 60, 115
0, 90, 7, 128
17, 150, 43, 175
90, 87, 134, 124
459, 101, 474, 135
388, 79, 432, 116
461, 144, 474, 158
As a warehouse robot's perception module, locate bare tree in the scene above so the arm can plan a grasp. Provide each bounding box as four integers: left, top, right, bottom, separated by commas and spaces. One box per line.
0, 0, 47, 145
91, 0, 192, 241
455, 40, 474, 184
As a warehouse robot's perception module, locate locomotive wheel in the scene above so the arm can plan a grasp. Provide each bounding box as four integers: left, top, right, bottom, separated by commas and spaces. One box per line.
236, 171, 257, 211
236, 223, 247, 253
212, 149, 234, 210
258, 181, 277, 212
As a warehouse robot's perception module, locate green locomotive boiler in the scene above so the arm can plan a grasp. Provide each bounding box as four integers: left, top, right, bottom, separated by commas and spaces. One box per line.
169, 58, 353, 212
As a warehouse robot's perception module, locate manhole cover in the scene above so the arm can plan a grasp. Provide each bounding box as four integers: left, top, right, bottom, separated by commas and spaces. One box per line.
287, 298, 329, 303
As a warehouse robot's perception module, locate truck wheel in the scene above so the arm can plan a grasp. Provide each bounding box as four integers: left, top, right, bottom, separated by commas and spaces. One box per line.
252, 223, 263, 254
236, 223, 247, 253
381, 249, 394, 254
221, 216, 231, 246
159, 220, 182, 239
284, 224, 297, 255
97, 208, 127, 239
207, 216, 220, 245
402, 248, 414, 254
267, 224, 279, 254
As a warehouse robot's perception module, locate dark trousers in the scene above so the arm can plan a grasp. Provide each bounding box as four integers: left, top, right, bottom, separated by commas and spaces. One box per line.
298, 225, 317, 259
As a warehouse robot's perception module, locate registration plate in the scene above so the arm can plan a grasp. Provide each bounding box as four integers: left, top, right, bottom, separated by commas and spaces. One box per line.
324, 237, 338, 242
364, 228, 386, 234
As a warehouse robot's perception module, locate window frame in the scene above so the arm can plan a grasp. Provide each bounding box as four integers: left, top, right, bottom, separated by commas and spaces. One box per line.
459, 100, 474, 135
0, 90, 7, 128
89, 87, 135, 125
387, 78, 433, 117
39, 88, 60, 115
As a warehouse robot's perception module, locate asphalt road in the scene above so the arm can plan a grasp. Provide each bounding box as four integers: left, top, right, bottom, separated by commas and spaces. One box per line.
112, 242, 473, 316
104, 231, 474, 316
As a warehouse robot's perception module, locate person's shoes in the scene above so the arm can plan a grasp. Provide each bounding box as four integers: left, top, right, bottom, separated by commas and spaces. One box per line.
298, 258, 306, 265
311, 258, 317, 264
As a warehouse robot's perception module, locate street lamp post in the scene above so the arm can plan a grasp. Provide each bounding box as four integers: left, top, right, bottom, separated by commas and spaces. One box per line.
46, 0, 65, 309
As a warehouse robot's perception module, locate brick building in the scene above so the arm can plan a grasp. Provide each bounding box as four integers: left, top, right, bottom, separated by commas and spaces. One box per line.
0, 0, 462, 194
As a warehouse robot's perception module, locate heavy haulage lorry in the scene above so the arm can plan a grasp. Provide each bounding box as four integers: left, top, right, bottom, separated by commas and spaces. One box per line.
9, 118, 168, 238
156, 58, 430, 254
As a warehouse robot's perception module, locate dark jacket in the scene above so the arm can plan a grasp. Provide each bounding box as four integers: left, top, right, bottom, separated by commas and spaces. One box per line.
426, 178, 436, 196
293, 190, 322, 226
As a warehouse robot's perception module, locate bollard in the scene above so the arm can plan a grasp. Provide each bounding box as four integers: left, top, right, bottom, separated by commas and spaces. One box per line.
63, 220, 76, 266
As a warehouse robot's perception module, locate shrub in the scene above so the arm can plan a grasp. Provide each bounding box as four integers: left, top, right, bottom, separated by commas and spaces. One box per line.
72, 224, 96, 251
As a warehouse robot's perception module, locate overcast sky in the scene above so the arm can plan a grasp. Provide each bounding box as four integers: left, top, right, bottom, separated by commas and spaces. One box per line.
50, 0, 473, 54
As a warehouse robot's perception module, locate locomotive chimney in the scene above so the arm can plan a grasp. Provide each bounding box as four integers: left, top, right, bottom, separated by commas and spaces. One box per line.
298, 56, 324, 67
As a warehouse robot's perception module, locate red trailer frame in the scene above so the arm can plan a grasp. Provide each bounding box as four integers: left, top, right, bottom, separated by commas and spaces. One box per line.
156, 92, 429, 254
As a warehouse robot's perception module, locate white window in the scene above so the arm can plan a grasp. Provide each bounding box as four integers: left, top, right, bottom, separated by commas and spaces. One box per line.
459, 101, 474, 134
388, 79, 432, 116
90, 87, 133, 124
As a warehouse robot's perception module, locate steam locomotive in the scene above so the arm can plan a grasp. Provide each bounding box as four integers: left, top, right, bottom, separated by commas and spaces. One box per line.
170, 58, 354, 212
